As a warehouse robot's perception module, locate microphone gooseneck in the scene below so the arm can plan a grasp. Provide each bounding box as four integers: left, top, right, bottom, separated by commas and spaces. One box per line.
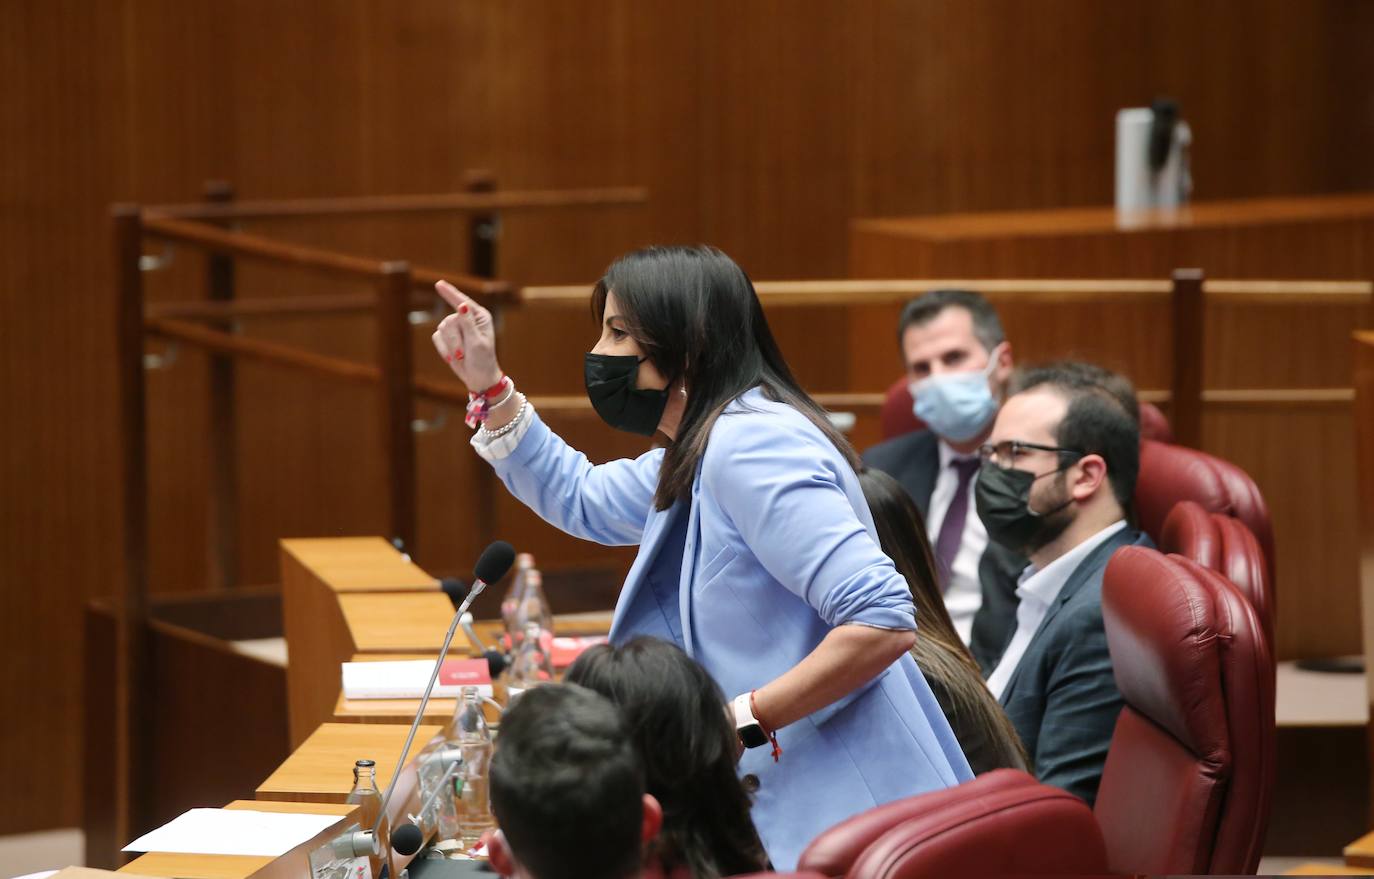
369, 540, 518, 847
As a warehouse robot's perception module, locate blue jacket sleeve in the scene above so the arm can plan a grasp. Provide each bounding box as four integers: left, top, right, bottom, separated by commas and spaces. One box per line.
488, 409, 662, 546
702, 410, 916, 631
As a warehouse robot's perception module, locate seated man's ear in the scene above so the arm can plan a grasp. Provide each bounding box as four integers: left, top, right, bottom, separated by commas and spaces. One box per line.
488, 829, 516, 878
641, 793, 663, 844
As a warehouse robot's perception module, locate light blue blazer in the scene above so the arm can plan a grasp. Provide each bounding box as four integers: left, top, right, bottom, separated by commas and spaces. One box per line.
486, 388, 973, 868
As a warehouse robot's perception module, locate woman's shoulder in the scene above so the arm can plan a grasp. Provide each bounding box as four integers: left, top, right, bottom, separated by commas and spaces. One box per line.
711, 388, 828, 444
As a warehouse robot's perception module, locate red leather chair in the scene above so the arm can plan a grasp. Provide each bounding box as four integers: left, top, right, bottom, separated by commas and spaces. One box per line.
878, 376, 1174, 442
1135, 439, 1276, 577
797, 770, 1036, 876
840, 770, 1108, 879
1137, 400, 1173, 443
1161, 499, 1275, 650
1095, 547, 1274, 875
879, 376, 924, 440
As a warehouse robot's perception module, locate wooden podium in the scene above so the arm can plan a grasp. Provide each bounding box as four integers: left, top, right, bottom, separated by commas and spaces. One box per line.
281, 537, 465, 745
50, 537, 618, 879
283, 537, 613, 742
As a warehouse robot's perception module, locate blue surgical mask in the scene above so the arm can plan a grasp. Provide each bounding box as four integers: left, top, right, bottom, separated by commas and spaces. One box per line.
910, 348, 1002, 442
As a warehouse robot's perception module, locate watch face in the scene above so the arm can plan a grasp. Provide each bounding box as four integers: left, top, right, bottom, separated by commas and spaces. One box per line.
739, 723, 769, 749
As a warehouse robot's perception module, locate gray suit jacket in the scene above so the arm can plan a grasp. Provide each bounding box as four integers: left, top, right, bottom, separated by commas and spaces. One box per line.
998, 527, 1152, 806
862, 429, 1025, 673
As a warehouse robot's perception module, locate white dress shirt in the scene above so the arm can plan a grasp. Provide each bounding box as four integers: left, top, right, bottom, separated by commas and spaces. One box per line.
925, 441, 988, 644
985, 519, 1128, 699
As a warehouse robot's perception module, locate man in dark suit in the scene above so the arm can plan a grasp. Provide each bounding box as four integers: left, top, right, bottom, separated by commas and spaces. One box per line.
862, 290, 1022, 673
976, 363, 1148, 806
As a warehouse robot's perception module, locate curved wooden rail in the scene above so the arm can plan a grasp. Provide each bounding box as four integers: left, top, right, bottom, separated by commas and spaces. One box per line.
1204, 279, 1372, 304
143, 186, 649, 222
520, 278, 1176, 307
143, 216, 514, 298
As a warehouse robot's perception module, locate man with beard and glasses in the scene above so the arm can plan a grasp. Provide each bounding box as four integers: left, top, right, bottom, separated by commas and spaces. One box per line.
974, 362, 1151, 805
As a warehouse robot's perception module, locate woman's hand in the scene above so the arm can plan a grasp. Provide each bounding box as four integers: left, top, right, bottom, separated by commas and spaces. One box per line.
431, 280, 503, 393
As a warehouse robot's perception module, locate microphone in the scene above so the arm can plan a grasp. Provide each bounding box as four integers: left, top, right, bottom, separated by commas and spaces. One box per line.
440, 578, 467, 611
460, 610, 510, 679
390, 823, 425, 859
369, 540, 516, 857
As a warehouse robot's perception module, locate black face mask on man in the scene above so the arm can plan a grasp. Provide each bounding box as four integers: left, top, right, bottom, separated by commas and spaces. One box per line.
974, 461, 1076, 556
584, 353, 670, 437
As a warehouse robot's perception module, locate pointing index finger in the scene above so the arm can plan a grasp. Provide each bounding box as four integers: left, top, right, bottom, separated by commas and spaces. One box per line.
434, 280, 470, 313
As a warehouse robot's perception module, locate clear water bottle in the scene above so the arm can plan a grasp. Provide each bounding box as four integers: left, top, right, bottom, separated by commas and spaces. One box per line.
346, 759, 394, 879
454, 686, 496, 846
416, 734, 462, 842
501, 555, 553, 652
507, 621, 555, 694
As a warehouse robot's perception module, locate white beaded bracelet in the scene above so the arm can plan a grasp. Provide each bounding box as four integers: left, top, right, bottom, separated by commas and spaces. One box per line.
480, 396, 529, 440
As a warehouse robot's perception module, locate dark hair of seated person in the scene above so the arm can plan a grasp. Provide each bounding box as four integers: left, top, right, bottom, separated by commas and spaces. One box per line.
490, 684, 649, 879
565, 637, 769, 879
858, 466, 1030, 775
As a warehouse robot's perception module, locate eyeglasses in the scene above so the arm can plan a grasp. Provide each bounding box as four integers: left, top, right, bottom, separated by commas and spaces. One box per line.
977, 440, 1085, 469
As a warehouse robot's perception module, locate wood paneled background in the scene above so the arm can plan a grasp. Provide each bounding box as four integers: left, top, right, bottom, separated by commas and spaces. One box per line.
4, 0, 1374, 833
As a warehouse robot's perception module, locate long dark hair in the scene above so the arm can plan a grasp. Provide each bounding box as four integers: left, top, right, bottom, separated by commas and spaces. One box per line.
564, 637, 768, 879
593, 245, 861, 510
858, 467, 1030, 773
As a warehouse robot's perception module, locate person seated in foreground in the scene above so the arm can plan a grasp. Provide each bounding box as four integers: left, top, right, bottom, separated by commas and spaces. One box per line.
976, 361, 1151, 805
858, 466, 1029, 776
566, 637, 769, 879
488, 684, 663, 879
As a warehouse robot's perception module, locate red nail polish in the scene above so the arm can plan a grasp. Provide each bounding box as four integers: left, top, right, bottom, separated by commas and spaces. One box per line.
455, 351, 465, 360
459, 304, 469, 314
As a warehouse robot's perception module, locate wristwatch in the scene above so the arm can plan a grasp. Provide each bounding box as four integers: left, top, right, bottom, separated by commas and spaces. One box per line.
733, 692, 770, 750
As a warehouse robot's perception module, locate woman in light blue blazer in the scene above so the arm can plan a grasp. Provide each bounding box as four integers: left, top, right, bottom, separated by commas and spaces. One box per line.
430, 246, 972, 869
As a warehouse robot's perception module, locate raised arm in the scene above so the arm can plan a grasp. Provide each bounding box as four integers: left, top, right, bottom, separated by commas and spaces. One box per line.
430, 281, 659, 546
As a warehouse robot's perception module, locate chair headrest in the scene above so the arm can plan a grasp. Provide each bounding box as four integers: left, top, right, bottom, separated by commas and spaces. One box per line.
797, 770, 1036, 876
1159, 500, 1273, 647
1159, 499, 1221, 570
880, 376, 924, 440
847, 775, 1108, 879
1102, 546, 1230, 761
1138, 401, 1174, 443
1136, 441, 1231, 537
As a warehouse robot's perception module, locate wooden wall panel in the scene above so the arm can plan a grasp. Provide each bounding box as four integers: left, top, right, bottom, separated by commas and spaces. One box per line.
6, 0, 1374, 833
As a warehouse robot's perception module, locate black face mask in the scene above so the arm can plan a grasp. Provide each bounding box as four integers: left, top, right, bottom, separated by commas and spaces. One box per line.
974, 461, 1075, 556
584, 353, 670, 437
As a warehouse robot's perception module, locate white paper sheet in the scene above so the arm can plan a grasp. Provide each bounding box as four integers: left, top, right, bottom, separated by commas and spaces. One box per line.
122, 808, 340, 856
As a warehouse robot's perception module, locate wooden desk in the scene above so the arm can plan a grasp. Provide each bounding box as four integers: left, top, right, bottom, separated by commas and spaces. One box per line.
330, 612, 613, 725
280, 537, 437, 593
281, 538, 458, 744
256, 722, 439, 805
334, 654, 462, 725
849, 192, 1374, 280
119, 800, 357, 879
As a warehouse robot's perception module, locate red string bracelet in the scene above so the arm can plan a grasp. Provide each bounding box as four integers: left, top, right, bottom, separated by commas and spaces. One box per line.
750, 690, 782, 763
465, 374, 511, 429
